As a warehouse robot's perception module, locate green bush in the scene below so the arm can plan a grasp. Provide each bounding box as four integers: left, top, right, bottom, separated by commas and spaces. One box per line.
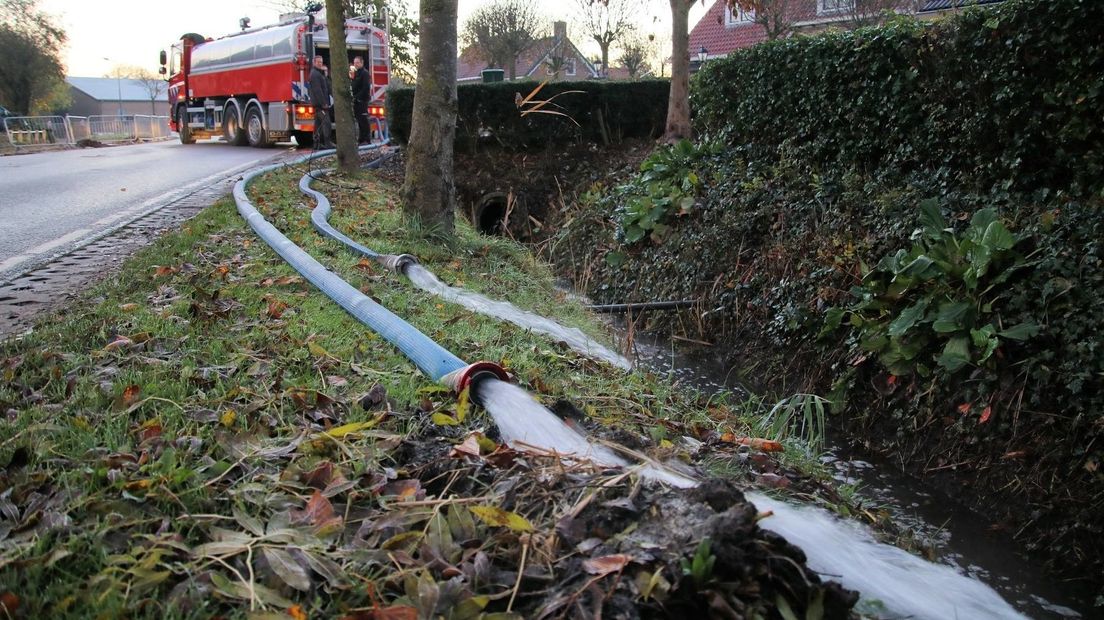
553, 1, 1104, 583
826, 202, 1039, 377
693, 0, 1104, 196
387, 79, 670, 151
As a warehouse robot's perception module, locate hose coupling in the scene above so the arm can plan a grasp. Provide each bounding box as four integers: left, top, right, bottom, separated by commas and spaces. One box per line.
378, 253, 418, 275
440, 361, 510, 406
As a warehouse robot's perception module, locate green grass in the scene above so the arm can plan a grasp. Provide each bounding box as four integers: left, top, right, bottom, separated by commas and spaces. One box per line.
0, 163, 839, 618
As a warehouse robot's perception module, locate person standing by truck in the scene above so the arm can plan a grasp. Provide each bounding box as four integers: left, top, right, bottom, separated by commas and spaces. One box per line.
350, 56, 372, 144
309, 55, 334, 149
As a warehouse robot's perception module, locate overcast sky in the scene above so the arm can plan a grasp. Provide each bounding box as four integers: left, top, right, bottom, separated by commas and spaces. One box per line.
43, 0, 710, 77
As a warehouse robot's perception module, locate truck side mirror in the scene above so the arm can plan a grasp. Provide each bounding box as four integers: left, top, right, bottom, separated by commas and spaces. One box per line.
159, 50, 167, 66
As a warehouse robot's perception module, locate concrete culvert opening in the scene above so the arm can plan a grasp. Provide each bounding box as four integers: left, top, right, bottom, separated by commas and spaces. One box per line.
474, 192, 509, 235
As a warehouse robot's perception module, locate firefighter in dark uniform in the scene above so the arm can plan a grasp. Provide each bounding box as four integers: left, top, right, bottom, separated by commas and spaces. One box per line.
350, 56, 372, 144
309, 55, 334, 149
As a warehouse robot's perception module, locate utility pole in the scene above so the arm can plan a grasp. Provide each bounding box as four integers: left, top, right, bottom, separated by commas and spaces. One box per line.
103, 57, 124, 115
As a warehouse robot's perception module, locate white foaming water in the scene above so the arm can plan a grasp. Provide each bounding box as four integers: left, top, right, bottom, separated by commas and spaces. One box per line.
405, 265, 632, 370
478, 378, 626, 466
748, 491, 1028, 620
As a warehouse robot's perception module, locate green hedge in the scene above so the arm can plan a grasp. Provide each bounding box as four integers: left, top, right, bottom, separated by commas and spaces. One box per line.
693, 0, 1104, 196
387, 79, 670, 151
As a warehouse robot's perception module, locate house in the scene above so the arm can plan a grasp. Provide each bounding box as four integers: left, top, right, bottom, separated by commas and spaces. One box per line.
688, 0, 1007, 66
457, 21, 600, 83
66, 77, 169, 117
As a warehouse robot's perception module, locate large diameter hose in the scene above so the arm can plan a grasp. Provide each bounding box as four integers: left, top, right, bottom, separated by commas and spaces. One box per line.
234, 159, 468, 383
302, 146, 382, 259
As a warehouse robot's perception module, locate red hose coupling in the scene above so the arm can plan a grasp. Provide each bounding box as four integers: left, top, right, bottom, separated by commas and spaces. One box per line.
442, 361, 510, 395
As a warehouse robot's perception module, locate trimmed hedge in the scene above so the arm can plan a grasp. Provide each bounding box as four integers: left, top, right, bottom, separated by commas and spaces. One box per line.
387, 79, 670, 151
693, 0, 1104, 196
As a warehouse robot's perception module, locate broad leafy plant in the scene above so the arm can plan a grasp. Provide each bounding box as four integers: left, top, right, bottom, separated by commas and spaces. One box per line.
614, 140, 720, 245
825, 200, 1039, 377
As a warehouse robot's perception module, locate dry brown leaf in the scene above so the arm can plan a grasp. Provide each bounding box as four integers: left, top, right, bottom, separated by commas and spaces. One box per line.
450, 434, 482, 459
582, 554, 632, 576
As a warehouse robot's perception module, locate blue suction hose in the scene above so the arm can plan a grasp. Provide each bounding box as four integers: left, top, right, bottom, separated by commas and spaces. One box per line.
233, 150, 507, 397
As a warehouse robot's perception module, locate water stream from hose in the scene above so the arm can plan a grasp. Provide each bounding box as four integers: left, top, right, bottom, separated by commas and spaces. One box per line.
749, 492, 1027, 619
476, 378, 697, 488
406, 264, 632, 370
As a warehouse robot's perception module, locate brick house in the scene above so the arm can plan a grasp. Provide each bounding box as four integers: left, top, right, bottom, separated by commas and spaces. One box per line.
457, 20, 600, 83
688, 0, 1007, 65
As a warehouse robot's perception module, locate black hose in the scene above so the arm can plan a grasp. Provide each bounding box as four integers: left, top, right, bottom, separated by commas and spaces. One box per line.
587, 300, 698, 313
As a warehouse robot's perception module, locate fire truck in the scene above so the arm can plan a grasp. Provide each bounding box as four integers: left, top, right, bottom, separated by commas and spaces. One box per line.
159, 9, 389, 147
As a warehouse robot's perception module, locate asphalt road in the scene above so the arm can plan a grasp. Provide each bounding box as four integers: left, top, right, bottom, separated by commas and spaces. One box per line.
0, 140, 291, 281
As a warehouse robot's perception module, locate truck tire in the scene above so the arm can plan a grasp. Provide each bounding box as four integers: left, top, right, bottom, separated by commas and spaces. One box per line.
177, 106, 194, 144
293, 131, 313, 148
223, 104, 247, 146
246, 106, 270, 148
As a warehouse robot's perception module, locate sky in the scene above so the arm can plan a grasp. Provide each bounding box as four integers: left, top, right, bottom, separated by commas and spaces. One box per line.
43, 0, 710, 78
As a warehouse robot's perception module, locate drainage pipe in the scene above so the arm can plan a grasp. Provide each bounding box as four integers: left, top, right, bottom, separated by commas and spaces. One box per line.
234, 153, 507, 395
588, 300, 698, 313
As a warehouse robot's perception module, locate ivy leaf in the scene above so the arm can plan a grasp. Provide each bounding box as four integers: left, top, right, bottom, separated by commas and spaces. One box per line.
604, 251, 627, 268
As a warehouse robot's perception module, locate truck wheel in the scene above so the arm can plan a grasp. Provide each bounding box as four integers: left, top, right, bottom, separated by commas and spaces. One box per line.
246, 106, 270, 148
223, 104, 247, 146
177, 106, 195, 144
293, 131, 313, 148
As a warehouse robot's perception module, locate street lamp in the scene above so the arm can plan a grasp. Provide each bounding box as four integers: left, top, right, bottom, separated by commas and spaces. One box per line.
103, 56, 124, 116
697, 46, 708, 64
593, 57, 603, 78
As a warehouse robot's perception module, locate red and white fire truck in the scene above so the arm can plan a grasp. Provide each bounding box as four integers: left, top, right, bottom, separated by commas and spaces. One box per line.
159, 10, 389, 147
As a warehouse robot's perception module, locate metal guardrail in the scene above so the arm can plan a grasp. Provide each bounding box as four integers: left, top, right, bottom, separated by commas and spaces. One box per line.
3, 114, 171, 149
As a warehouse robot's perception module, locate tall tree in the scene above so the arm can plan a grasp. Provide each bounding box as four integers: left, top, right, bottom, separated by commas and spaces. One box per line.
733, 0, 798, 41
401, 0, 458, 236
326, 0, 360, 172
0, 0, 67, 115
574, 0, 634, 78
462, 0, 543, 80
664, 0, 697, 141
618, 31, 654, 79
846, 0, 909, 28
107, 66, 166, 115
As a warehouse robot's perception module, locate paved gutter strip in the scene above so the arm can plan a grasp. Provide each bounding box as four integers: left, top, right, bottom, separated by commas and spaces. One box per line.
0, 153, 296, 339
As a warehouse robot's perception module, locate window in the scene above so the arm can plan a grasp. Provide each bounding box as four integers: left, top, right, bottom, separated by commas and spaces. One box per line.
725, 5, 755, 26
818, 0, 853, 15
565, 57, 576, 76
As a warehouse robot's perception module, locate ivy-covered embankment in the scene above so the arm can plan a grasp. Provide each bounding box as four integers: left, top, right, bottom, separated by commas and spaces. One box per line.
552, 0, 1104, 598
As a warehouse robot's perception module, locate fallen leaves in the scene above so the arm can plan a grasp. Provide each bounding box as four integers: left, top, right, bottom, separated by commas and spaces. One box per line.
719, 433, 784, 453
469, 505, 533, 533
582, 554, 632, 576
292, 490, 344, 534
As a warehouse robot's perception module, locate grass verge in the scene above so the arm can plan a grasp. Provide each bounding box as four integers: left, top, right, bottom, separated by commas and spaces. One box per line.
0, 160, 855, 618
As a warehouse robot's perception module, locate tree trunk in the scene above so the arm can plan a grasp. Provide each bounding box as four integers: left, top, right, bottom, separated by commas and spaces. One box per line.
326, 0, 360, 173
664, 0, 693, 142
401, 0, 458, 237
